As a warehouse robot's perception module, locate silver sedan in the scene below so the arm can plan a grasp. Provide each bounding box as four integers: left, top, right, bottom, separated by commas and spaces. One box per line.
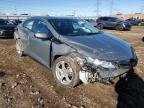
14, 16, 138, 88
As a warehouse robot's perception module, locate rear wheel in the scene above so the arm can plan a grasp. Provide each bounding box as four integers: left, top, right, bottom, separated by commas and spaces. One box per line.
97, 24, 104, 30
53, 56, 80, 88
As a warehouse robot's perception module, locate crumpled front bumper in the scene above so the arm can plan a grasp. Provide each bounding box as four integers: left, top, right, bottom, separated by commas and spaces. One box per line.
98, 67, 129, 78
81, 58, 138, 80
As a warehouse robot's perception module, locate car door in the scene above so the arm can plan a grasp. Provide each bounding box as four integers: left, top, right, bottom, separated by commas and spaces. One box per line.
19, 19, 35, 54
107, 18, 118, 28
29, 19, 52, 68
102, 17, 111, 27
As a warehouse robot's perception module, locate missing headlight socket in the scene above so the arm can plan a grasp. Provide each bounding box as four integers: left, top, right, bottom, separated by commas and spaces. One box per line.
81, 63, 100, 83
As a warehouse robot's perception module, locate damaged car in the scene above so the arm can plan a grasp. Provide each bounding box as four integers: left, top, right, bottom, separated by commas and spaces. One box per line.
14, 16, 138, 87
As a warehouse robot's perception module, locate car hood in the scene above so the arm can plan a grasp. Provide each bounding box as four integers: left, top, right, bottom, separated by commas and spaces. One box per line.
60, 33, 134, 61
0, 25, 16, 30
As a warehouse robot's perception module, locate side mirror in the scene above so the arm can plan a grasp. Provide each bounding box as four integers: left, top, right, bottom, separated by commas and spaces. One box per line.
34, 33, 48, 39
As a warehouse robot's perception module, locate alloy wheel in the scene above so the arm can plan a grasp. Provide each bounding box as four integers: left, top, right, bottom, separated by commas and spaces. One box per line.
55, 61, 73, 85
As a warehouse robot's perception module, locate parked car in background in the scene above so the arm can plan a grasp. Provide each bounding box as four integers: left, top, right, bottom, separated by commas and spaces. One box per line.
11, 19, 22, 25
14, 16, 138, 88
139, 20, 144, 26
126, 18, 138, 26
126, 18, 143, 26
0, 19, 16, 38
96, 16, 132, 30
83, 19, 97, 27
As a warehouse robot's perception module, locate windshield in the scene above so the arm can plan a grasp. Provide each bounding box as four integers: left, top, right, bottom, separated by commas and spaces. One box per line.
48, 19, 99, 36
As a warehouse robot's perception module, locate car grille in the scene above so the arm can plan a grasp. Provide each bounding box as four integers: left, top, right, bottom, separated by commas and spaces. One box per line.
3, 30, 14, 36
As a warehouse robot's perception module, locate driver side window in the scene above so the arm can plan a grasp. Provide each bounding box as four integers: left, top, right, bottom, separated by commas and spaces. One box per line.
33, 20, 49, 34
23, 20, 35, 30
110, 18, 117, 22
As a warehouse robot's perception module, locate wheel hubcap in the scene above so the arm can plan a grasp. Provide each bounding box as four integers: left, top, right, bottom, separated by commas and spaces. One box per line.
55, 61, 73, 85
98, 24, 103, 29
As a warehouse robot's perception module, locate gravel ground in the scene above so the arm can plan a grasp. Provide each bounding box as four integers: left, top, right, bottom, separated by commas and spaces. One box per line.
0, 26, 144, 108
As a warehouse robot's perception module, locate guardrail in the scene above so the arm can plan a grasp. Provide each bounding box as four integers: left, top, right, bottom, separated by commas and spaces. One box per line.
0, 15, 31, 21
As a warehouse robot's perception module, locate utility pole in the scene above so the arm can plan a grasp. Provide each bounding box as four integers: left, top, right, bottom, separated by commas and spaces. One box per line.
73, 10, 76, 17
14, 6, 18, 15
110, 0, 114, 16
96, 0, 99, 17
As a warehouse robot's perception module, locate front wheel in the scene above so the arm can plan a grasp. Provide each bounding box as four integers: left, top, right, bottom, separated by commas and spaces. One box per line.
52, 56, 80, 88
116, 25, 124, 31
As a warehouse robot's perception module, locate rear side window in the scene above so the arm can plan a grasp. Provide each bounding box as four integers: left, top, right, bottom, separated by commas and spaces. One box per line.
108, 18, 116, 22
102, 17, 109, 21
23, 20, 35, 30
99, 17, 103, 20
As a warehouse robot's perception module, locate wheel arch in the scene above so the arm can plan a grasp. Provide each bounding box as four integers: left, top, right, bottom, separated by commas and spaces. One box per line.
51, 42, 76, 68
115, 23, 123, 27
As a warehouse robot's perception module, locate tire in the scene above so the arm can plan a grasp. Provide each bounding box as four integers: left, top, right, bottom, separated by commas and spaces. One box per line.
127, 28, 131, 31
16, 39, 24, 57
116, 25, 124, 31
142, 37, 144, 42
97, 24, 104, 30
138, 23, 142, 26
52, 56, 80, 88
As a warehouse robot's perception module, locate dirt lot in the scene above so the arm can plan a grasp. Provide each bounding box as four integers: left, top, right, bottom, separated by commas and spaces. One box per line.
0, 26, 144, 108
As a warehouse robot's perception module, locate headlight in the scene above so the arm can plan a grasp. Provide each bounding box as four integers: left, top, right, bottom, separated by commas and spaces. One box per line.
87, 57, 115, 69
75, 56, 85, 66
131, 47, 137, 63
0, 30, 4, 35
131, 46, 136, 56
122, 23, 126, 27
